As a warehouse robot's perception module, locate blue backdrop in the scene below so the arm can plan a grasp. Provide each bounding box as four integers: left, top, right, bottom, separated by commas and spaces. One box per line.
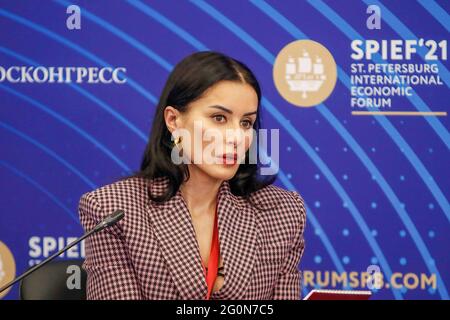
0, 0, 448, 300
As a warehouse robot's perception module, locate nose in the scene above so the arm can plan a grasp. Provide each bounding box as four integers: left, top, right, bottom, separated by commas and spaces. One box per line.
224, 126, 246, 151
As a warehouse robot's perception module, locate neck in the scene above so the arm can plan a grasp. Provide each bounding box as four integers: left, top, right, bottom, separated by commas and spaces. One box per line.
180, 165, 223, 218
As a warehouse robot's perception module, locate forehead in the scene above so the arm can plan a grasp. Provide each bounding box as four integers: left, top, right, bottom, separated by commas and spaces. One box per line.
195, 81, 258, 111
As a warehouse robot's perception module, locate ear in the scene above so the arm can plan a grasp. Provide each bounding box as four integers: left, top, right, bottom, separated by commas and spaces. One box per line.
164, 106, 181, 134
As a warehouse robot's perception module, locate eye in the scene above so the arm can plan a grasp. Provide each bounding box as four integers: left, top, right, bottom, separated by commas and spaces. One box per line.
241, 119, 254, 129
212, 115, 226, 123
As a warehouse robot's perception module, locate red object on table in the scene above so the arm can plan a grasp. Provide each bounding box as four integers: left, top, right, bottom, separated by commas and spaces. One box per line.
304, 289, 372, 300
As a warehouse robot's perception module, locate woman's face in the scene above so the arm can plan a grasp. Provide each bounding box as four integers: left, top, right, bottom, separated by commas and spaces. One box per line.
165, 80, 258, 181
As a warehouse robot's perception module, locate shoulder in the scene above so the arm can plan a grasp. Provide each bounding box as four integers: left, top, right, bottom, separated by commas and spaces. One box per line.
249, 184, 306, 214
78, 176, 149, 220
83, 176, 149, 201
248, 184, 307, 237
250, 184, 304, 207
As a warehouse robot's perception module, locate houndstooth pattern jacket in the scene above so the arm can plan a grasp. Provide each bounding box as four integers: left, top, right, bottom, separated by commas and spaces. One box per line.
78, 176, 307, 300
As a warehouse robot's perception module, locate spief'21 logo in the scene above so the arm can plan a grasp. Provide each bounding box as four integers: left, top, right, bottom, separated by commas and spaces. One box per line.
0, 241, 16, 299
273, 40, 337, 107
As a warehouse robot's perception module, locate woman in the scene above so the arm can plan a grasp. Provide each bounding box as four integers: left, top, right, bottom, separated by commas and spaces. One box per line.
78, 51, 307, 300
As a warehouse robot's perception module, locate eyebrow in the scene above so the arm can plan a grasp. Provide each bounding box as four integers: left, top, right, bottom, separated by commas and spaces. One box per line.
208, 105, 257, 116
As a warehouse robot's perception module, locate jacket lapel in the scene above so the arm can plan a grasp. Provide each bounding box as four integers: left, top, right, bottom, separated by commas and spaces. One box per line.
146, 177, 257, 300
211, 180, 258, 299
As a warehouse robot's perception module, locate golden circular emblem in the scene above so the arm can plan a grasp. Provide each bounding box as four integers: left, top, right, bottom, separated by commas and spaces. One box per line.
0, 241, 16, 299
274, 40, 337, 107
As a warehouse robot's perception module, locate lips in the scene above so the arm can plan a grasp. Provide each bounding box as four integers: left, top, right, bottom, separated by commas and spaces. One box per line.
218, 153, 237, 165
222, 153, 237, 161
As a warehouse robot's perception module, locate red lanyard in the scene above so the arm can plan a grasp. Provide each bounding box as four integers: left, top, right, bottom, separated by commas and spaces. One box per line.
202, 200, 220, 300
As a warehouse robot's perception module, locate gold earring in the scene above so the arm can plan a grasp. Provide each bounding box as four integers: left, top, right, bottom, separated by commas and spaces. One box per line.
173, 136, 182, 146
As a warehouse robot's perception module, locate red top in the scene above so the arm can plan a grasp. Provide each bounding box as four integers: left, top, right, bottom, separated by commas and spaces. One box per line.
201, 200, 220, 300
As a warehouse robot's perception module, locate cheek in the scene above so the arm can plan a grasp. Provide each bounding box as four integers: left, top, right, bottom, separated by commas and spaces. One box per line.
202, 125, 228, 154
201, 125, 217, 152
246, 131, 254, 148
183, 121, 223, 160
241, 131, 253, 153
183, 117, 206, 146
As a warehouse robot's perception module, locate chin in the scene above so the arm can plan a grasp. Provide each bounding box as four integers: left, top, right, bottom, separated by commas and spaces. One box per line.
198, 163, 239, 181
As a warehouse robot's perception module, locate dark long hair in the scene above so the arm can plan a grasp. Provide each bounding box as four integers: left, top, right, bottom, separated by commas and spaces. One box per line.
126, 51, 276, 202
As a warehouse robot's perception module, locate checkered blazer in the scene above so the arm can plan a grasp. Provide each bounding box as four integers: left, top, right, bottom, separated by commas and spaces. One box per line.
78, 176, 307, 300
